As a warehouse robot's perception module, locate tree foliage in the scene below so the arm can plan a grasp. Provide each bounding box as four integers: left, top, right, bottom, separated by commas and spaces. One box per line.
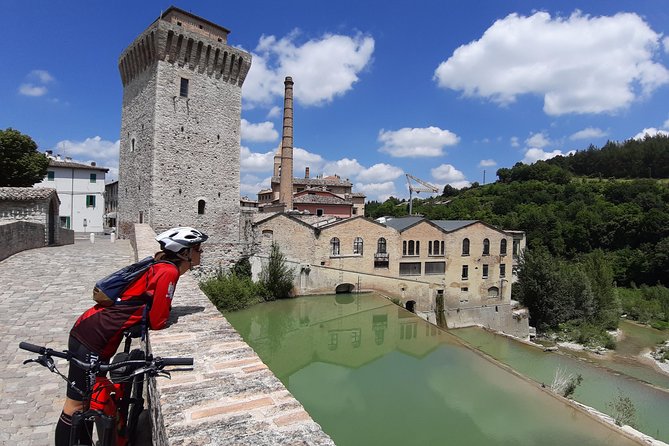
0, 128, 50, 186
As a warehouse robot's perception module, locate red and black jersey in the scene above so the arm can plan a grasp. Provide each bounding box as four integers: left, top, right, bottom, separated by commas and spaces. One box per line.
70, 262, 180, 360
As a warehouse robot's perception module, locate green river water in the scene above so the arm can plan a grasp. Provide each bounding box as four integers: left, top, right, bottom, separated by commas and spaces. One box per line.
225, 293, 648, 446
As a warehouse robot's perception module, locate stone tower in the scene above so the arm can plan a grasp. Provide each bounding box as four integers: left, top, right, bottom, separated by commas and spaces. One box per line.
117, 6, 251, 265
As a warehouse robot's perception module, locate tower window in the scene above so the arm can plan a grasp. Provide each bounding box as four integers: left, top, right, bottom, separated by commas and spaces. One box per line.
180, 77, 189, 97
131, 138, 135, 152
198, 199, 206, 214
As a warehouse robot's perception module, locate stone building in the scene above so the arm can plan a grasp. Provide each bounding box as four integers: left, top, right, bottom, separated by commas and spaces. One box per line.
117, 6, 251, 266
34, 153, 108, 232
252, 214, 528, 337
0, 187, 73, 260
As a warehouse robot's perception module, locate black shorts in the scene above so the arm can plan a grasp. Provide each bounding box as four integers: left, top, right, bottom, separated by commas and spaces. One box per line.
66, 336, 103, 401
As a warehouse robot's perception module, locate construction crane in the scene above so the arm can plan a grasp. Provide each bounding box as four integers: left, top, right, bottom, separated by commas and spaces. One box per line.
406, 173, 439, 215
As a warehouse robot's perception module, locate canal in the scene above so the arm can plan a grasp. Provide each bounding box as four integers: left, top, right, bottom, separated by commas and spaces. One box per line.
225, 293, 642, 446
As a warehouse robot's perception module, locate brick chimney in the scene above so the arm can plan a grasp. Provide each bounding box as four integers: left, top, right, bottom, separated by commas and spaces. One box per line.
279, 76, 294, 210
305, 167, 310, 179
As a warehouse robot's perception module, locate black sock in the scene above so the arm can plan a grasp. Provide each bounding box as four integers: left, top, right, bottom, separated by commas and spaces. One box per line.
55, 411, 93, 445
55, 412, 72, 446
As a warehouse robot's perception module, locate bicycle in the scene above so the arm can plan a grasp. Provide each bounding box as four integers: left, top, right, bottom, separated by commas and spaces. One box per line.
19, 336, 193, 446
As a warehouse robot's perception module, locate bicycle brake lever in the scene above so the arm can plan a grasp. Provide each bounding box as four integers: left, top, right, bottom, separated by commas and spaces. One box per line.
156, 371, 171, 379
24, 355, 55, 371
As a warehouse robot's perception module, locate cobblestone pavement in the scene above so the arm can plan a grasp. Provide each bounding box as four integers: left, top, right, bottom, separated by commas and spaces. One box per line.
0, 239, 134, 445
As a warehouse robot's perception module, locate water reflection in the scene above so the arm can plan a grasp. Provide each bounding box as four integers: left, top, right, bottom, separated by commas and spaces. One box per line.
226, 294, 638, 446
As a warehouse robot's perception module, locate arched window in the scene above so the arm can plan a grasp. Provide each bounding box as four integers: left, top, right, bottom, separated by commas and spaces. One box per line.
500, 239, 507, 255
408, 240, 415, 256
440, 241, 445, 256
353, 237, 364, 255
377, 237, 387, 254
462, 238, 470, 256
330, 237, 340, 256
428, 241, 432, 255
198, 199, 206, 214
483, 238, 490, 255
434, 239, 440, 255
416, 241, 420, 255
488, 287, 500, 298
403, 240, 407, 256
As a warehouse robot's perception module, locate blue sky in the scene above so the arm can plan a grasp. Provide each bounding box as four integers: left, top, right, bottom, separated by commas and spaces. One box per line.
2, 1, 669, 201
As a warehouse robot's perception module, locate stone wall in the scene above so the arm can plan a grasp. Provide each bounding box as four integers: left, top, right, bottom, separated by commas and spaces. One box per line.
132, 224, 334, 445
0, 221, 46, 261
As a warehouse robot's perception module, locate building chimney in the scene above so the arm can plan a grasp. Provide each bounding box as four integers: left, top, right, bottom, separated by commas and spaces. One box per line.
91, 161, 96, 167
279, 76, 294, 211
56, 154, 62, 161
46, 150, 53, 156
65, 157, 72, 162
305, 167, 310, 179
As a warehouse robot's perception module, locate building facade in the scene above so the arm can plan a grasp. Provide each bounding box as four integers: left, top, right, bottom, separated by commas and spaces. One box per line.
34, 154, 108, 232
117, 6, 251, 265
104, 180, 118, 231
252, 214, 527, 336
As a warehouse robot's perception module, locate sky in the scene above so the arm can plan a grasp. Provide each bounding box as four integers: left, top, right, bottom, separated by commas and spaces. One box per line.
2, 0, 669, 201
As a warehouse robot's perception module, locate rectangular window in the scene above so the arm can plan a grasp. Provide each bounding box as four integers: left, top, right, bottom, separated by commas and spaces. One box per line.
399, 262, 421, 276
90, 173, 96, 183
47, 171, 55, 181
462, 265, 469, 280
500, 264, 506, 277
425, 261, 446, 275
59, 216, 70, 229
352, 207, 358, 215
86, 195, 96, 208
180, 77, 189, 97
482, 264, 489, 279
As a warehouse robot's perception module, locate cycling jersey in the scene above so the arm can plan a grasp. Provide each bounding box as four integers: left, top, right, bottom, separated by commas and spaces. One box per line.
70, 262, 180, 360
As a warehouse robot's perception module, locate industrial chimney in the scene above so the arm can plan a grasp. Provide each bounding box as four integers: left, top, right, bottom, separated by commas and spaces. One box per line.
279, 76, 294, 210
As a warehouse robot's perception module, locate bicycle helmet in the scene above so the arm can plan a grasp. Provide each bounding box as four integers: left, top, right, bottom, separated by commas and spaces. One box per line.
155, 227, 209, 253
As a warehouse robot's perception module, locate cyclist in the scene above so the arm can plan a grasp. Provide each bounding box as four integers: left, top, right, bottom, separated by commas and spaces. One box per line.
55, 226, 208, 446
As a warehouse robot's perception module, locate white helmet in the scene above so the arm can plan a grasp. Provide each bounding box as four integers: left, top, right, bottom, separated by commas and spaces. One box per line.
155, 227, 209, 252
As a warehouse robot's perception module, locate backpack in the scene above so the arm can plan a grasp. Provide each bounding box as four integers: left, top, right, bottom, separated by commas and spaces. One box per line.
92, 256, 157, 307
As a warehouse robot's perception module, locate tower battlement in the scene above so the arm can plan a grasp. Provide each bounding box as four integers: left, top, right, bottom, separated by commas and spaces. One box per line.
118, 6, 251, 88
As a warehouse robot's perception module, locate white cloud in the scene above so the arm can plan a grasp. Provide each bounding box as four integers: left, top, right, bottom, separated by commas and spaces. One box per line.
243, 31, 374, 107
664, 37, 669, 53
632, 127, 669, 140
570, 127, 607, 140
241, 119, 279, 143
323, 158, 364, 178
30, 70, 54, 84
431, 164, 467, 183
522, 148, 570, 164
526, 132, 551, 149
19, 70, 55, 97
240, 174, 271, 197
510, 136, 520, 147
266, 106, 281, 119
663, 117, 669, 129
354, 181, 397, 202
434, 11, 669, 115
378, 126, 460, 157
356, 163, 404, 183
293, 147, 326, 175
19, 84, 47, 96
240, 146, 275, 172
478, 159, 497, 167
53, 137, 120, 179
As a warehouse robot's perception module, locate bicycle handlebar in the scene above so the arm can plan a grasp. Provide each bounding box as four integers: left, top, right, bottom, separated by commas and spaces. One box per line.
19, 341, 193, 373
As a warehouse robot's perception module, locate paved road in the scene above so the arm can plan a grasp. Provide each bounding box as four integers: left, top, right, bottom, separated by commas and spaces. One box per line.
0, 239, 134, 445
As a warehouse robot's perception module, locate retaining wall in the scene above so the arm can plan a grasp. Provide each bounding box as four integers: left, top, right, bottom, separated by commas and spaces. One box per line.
0, 221, 46, 261
132, 224, 334, 445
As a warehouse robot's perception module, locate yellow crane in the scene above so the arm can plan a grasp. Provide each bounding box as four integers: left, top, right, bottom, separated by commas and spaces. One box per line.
406, 174, 439, 215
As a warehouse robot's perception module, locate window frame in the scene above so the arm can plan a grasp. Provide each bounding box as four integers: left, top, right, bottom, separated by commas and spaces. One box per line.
462, 238, 470, 256
483, 238, 490, 256
47, 171, 55, 181
180, 77, 189, 97
85, 195, 96, 208
353, 237, 364, 255
330, 237, 340, 256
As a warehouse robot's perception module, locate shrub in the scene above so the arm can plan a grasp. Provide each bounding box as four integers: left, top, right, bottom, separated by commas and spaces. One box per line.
607, 391, 637, 428
200, 271, 263, 312
259, 243, 295, 300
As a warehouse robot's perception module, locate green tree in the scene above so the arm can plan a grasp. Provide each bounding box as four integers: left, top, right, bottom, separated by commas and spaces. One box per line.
260, 242, 295, 300
0, 128, 49, 186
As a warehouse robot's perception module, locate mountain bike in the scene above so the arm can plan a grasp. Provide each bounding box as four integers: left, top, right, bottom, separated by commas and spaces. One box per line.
19, 336, 192, 446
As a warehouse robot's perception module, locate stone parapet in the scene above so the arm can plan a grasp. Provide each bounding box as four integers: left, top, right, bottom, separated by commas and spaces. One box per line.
132, 224, 334, 445
0, 221, 46, 261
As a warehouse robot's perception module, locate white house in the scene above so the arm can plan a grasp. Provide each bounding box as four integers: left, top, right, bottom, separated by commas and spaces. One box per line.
34, 152, 109, 232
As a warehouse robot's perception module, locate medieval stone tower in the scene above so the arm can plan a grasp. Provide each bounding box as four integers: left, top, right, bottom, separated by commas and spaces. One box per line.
117, 6, 251, 265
